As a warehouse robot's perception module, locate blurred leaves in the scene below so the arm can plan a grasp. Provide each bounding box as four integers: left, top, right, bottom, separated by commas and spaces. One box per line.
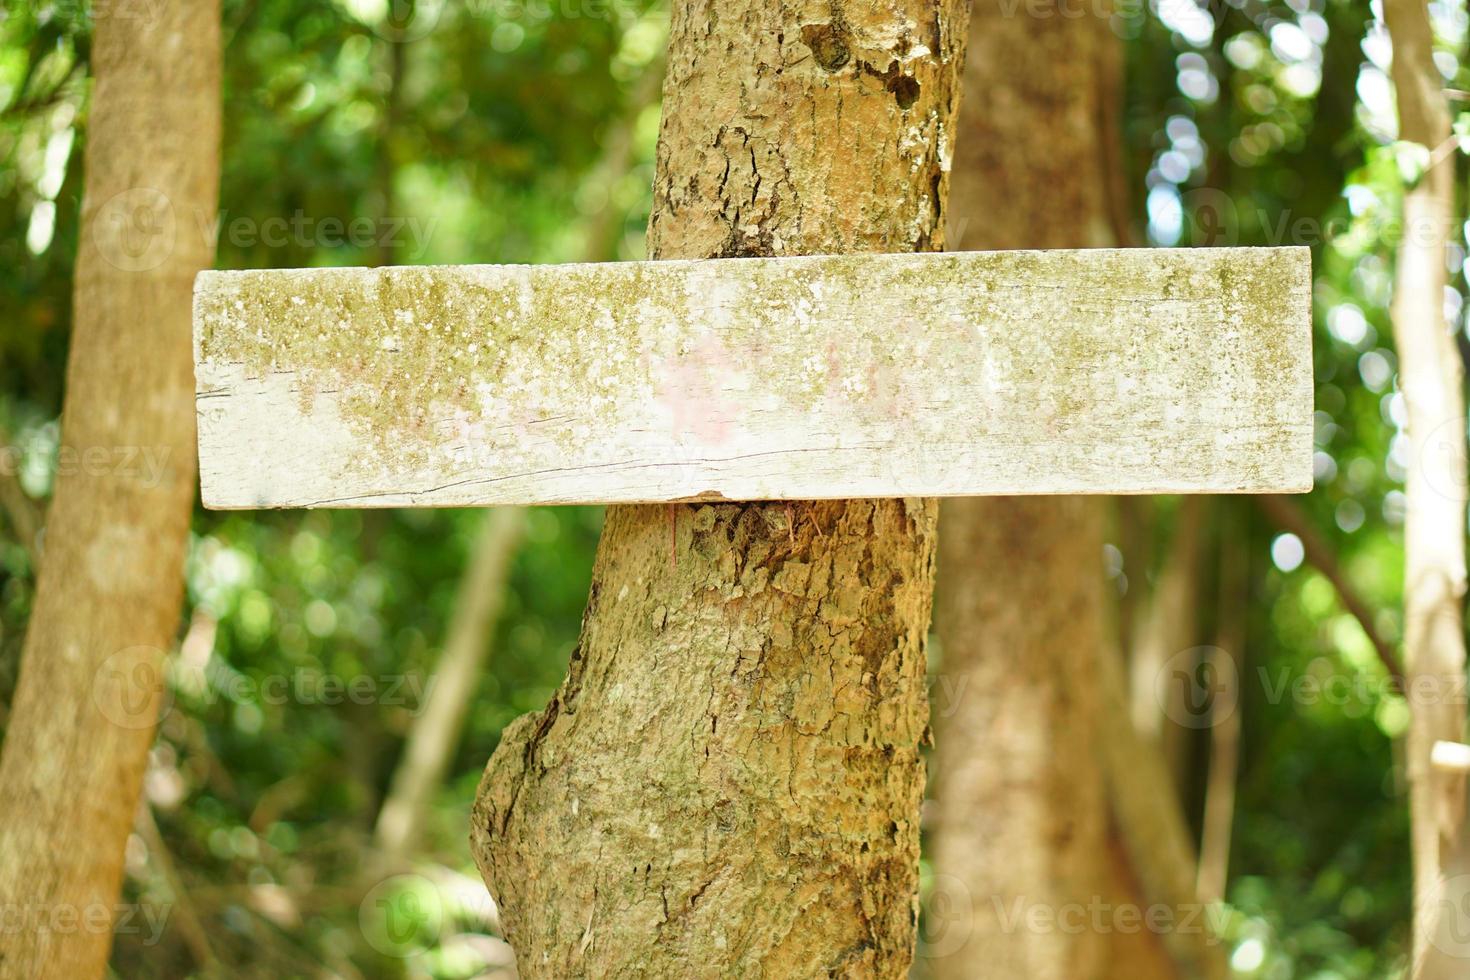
0, 0, 1463, 975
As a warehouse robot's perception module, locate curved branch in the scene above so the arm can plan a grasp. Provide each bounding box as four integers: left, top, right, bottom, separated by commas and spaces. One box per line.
1253, 494, 1404, 684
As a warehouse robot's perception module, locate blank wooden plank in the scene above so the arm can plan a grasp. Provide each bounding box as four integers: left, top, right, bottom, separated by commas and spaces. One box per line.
193, 247, 1312, 508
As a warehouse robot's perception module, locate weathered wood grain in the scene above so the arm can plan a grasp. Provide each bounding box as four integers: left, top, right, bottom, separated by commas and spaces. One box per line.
193, 247, 1312, 507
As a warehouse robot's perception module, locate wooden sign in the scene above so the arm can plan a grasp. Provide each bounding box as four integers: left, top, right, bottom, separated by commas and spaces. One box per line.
193, 247, 1312, 508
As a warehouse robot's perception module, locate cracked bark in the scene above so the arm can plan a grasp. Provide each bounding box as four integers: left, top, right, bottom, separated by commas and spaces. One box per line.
470, 0, 969, 975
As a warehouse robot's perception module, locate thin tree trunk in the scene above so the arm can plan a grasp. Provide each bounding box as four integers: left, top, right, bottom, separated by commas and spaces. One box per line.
1096, 637, 1228, 980
373, 508, 525, 864
135, 806, 217, 973
1130, 497, 1207, 789
1197, 521, 1246, 904
377, 24, 408, 268
575, 52, 666, 265
930, 7, 1116, 978
1099, 835, 1176, 980
0, 3, 220, 977
1382, 0, 1470, 971
470, 1, 969, 975
1115, 496, 1153, 659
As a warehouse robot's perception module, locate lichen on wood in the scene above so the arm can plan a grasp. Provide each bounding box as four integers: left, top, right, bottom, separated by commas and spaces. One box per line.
192, 248, 1313, 508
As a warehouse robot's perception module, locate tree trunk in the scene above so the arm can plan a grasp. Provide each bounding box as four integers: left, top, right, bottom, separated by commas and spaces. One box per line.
1382, 0, 1470, 972
1097, 636, 1228, 980
930, 6, 1223, 979
929, 7, 1115, 978
0, 3, 220, 978
470, 1, 969, 975
1099, 836, 1177, 980
933, 498, 1110, 979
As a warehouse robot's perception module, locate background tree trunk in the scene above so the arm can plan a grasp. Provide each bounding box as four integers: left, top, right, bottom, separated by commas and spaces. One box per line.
1097, 639, 1227, 980
471, 1, 969, 975
929, 7, 1117, 978
1382, 0, 1470, 972
1198, 525, 1246, 904
0, 3, 220, 977
1129, 498, 1207, 791
930, 6, 1223, 980
933, 497, 1112, 979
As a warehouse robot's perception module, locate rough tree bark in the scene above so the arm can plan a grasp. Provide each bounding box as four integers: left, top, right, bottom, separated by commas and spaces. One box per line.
1381, 0, 1470, 972
929, 6, 1116, 978
470, 1, 969, 975
0, 3, 220, 978
931, 6, 1223, 980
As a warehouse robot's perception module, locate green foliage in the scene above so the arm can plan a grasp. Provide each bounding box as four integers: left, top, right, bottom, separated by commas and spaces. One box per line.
0, 0, 1463, 975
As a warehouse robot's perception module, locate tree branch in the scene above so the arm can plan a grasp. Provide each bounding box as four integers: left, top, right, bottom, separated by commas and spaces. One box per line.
1253, 494, 1404, 684
372, 508, 525, 864
136, 806, 219, 972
